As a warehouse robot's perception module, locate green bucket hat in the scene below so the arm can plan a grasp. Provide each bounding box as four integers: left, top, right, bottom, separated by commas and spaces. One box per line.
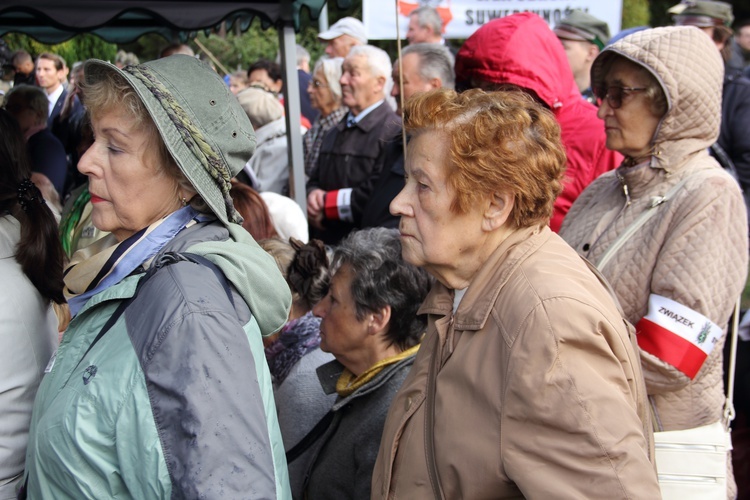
669, 1, 734, 27
83, 55, 256, 226
554, 10, 611, 50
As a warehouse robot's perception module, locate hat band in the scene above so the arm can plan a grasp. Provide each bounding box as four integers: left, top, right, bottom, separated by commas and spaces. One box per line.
674, 14, 727, 28
123, 64, 242, 225
557, 24, 605, 50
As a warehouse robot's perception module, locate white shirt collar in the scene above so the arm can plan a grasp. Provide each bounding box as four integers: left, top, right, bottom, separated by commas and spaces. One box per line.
47, 84, 64, 116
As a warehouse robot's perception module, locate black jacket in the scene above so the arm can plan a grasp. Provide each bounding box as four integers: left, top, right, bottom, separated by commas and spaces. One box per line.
358, 132, 404, 230
306, 101, 400, 244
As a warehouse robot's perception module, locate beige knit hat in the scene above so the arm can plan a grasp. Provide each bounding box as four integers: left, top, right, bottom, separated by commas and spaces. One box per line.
236, 85, 284, 130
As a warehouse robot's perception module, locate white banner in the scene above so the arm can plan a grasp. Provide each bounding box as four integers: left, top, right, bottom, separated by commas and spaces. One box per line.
363, 0, 623, 41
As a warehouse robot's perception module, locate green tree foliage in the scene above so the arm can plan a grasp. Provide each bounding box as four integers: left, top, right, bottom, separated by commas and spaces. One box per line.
2, 33, 117, 66
622, 0, 650, 28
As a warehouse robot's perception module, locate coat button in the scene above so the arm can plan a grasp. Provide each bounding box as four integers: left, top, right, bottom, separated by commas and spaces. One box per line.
406, 396, 412, 410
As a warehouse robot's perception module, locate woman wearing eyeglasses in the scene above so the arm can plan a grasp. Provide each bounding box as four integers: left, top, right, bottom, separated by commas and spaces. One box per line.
303, 57, 347, 177
560, 26, 748, 498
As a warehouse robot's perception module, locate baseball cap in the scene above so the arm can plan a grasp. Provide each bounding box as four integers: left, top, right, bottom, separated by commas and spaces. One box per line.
318, 17, 368, 44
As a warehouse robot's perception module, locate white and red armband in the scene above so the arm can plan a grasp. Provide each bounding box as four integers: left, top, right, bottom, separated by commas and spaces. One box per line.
636, 294, 723, 379
324, 188, 353, 222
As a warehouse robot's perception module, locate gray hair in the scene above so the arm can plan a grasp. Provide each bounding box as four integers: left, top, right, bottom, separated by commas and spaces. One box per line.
411, 6, 444, 36
5, 85, 48, 125
296, 44, 310, 67
313, 56, 345, 102
402, 43, 455, 90
348, 44, 392, 81
331, 228, 432, 350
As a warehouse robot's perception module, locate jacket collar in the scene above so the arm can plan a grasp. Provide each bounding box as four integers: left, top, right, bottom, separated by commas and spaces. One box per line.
418, 225, 551, 331
317, 356, 415, 409
336, 101, 394, 134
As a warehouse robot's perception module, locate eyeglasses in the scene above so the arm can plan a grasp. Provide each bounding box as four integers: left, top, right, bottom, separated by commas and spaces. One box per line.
594, 86, 647, 109
311, 79, 328, 88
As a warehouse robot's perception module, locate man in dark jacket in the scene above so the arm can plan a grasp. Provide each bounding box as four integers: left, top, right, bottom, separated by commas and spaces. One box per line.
306, 44, 400, 244
359, 43, 454, 230
671, 1, 750, 211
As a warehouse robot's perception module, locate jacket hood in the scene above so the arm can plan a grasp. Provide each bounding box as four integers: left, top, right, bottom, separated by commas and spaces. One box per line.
591, 26, 723, 166
172, 220, 292, 336
455, 12, 580, 111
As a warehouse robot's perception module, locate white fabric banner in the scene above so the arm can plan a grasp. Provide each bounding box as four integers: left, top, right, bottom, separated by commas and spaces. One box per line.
363, 0, 623, 41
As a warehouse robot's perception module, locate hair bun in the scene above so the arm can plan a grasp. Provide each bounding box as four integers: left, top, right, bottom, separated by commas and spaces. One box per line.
288, 238, 329, 303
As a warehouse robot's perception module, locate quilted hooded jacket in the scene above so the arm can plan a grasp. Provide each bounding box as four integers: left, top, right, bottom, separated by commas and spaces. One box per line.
455, 12, 622, 232
560, 27, 748, 436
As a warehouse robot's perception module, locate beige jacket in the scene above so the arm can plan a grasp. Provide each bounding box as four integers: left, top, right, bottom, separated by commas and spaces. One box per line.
372, 226, 660, 499
560, 26, 748, 433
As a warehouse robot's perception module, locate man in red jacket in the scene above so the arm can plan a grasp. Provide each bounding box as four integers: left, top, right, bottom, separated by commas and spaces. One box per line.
455, 12, 621, 232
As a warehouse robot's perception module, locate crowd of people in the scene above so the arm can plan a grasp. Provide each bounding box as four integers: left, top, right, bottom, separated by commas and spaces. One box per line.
1, 1, 750, 499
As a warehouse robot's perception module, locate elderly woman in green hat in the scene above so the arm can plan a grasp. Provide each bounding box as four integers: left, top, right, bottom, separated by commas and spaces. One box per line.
21, 55, 292, 499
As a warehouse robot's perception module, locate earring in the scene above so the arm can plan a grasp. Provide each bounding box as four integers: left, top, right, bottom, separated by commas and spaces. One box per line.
179, 195, 188, 206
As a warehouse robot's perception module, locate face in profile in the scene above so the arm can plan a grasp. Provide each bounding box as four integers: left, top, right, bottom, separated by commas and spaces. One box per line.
313, 264, 370, 362
78, 106, 182, 241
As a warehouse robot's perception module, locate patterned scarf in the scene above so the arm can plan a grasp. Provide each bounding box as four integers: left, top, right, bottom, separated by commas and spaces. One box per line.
335, 344, 420, 397
64, 206, 202, 317
264, 311, 323, 385
303, 107, 347, 176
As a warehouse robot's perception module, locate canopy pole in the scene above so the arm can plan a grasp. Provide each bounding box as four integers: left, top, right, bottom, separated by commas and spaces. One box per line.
279, 22, 307, 213
396, 0, 406, 159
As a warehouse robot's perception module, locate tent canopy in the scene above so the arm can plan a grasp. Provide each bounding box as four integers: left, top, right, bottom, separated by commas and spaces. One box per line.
0, 1, 343, 43
0, 0, 352, 210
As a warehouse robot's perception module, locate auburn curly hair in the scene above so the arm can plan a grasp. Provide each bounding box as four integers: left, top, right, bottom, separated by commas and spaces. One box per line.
404, 88, 567, 228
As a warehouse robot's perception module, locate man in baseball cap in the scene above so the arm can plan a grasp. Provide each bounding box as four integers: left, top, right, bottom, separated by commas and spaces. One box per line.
554, 10, 611, 104
318, 17, 368, 58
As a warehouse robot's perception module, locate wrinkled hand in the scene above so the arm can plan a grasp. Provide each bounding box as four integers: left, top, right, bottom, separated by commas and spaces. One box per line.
307, 189, 326, 217
307, 189, 326, 230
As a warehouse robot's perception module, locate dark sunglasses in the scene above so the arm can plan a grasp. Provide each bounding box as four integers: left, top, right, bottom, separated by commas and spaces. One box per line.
594, 86, 647, 109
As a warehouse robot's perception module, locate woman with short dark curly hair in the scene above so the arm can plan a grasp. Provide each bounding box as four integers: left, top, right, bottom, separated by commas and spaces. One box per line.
301, 227, 432, 499
373, 88, 661, 498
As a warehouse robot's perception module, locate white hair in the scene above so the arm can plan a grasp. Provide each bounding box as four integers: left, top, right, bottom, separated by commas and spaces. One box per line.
313, 56, 344, 102
348, 44, 391, 79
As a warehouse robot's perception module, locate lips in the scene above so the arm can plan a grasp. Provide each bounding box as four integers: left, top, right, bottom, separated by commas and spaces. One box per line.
90, 194, 106, 204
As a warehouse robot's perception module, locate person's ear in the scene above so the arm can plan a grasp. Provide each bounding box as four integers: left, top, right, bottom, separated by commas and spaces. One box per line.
587, 44, 600, 63
482, 191, 514, 232
374, 75, 386, 94
368, 304, 391, 336
428, 77, 442, 90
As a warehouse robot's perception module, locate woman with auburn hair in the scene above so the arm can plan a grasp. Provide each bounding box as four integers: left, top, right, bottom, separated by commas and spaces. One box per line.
230, 179, 278, 240
373, 88, 661, 498
0, 109, 65, 498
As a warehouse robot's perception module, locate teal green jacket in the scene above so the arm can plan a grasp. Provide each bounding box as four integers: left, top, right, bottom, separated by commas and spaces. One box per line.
25, 221, 292, 499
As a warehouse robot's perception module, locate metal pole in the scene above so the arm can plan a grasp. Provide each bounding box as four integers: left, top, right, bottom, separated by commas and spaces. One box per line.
279, 23, 307, 213
319, 3, 329, 33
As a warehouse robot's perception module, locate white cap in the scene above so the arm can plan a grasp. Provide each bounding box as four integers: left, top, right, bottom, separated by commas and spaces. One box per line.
318, 17, 367, 44
260, 192, 309, 243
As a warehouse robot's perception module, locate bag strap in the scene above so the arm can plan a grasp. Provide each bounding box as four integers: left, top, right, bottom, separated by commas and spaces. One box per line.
724, 297, 741, 427
285, 410, 334, 463
596, 175, 693, 271
425, 331, 446, 500
71, 252, 235, 376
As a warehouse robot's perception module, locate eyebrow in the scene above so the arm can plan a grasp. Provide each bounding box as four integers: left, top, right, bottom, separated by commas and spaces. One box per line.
100, 127, 132, 140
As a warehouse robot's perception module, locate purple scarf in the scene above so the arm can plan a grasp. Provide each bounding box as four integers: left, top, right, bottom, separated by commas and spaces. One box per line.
265, 311, 322, 384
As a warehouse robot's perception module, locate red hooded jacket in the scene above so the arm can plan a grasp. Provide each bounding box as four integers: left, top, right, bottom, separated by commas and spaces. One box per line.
456, 12, 622, 232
